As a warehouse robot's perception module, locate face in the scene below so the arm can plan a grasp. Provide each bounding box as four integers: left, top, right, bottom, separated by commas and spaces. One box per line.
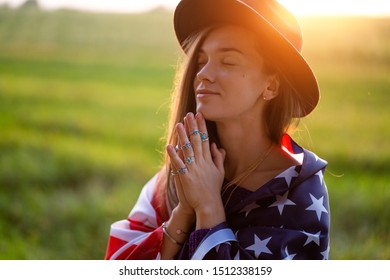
193, 25, 275, 123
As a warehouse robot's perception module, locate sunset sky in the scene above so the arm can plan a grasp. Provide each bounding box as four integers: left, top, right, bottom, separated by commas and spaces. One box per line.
1, 0, 389, 16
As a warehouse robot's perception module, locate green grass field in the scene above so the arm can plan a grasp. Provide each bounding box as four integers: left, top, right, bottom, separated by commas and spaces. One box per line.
0, 5, 389, 259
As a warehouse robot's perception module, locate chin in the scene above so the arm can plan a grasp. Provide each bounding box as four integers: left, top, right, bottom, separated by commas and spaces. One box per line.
196, 104, 226, 122
196, 109, 219, 122
196, 106, 211, 119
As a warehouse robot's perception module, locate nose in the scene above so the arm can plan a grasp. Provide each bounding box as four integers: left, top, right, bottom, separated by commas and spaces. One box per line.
196, 62, 215, 83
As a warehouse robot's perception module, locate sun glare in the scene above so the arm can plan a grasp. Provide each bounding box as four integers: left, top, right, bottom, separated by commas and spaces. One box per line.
0, 0, 389, 16
278, 0, 390, 16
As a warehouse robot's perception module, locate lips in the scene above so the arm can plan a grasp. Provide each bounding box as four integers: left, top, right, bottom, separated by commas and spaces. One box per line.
196, 88, 219, 98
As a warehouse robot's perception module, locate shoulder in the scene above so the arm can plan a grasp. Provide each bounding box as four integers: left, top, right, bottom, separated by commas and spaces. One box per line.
280, 135, 328, 203
282, 134, 327, 180
290, 148, 329, 210
299, 148, 327, 182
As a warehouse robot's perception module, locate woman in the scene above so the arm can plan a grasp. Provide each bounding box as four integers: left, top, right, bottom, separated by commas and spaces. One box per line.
105, 0, 330, 260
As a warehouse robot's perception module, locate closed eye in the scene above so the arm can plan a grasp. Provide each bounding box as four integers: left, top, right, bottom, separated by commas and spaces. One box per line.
222, 60, 237, 66
222, 58, 239, 66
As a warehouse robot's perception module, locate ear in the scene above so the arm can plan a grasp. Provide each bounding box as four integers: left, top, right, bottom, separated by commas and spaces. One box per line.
263, 74, 280, 101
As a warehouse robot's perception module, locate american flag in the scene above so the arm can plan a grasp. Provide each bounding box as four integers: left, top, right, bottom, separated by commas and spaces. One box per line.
105, 135, 330, 260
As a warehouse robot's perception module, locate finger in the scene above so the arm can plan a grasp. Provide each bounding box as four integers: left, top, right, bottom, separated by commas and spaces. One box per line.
176, 123, 194, 164
211, 142, 226, 174
195, 112, 211, 159
174, 138, 184, 162
167, 144, 188, 176
178, 123, 196, 168
184, 113, 202, 159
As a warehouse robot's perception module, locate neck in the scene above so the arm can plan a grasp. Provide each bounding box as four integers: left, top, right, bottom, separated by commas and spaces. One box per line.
215, 118, 273, 181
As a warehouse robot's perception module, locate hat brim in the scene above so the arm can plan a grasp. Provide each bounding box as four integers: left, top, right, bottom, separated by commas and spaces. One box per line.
174, 0, 319, 117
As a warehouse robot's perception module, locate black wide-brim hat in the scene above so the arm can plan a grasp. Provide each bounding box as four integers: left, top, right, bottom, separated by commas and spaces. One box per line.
174, 0, 319, 117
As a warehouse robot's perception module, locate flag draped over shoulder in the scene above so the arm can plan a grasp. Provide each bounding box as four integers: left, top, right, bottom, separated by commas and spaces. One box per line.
105, 135, 330, 260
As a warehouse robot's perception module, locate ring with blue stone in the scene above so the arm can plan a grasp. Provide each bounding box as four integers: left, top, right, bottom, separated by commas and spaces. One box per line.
181, 141, 192, 150
185, 156, 195, 164
177, 167, 187, 175
200, 132, 209, 142
190, 129, 199, 136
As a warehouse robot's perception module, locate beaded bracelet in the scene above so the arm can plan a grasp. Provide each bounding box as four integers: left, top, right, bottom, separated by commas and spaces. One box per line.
162, 221, 186, 246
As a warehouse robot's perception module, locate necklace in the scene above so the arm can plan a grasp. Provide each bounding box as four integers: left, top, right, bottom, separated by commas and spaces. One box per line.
222, 144, 274, 208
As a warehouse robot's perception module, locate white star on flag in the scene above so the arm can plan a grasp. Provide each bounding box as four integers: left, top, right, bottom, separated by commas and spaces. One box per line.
275, 167, 299, 186
305, 193, 328, 221
283, 246, 296, 260
246, 235, 272, 258
269, 191, 296, 215
302, 230, 321, 246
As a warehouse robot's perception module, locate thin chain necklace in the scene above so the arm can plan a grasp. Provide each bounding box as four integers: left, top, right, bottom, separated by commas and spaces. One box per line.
222, 144, 274, 208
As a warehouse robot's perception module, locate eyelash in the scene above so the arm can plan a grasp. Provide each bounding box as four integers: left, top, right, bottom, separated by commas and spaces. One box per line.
197, 59, 237, 67
222, 60, 236, 66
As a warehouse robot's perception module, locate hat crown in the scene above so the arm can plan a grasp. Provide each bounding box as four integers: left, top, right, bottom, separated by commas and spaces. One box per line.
239, 0, 303, 51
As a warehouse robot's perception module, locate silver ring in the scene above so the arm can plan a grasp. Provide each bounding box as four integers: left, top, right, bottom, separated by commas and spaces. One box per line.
177, 167, 187, 175
170, 170, 179, 176
181, 142, 192, 150
175, 145, 181, 152
185, 156, 195, 165
200, 132, 209, 142
190, 129, 199, 136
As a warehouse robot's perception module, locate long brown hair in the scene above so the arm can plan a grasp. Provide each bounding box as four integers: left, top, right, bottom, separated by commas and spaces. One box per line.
158, 25, 303, 217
